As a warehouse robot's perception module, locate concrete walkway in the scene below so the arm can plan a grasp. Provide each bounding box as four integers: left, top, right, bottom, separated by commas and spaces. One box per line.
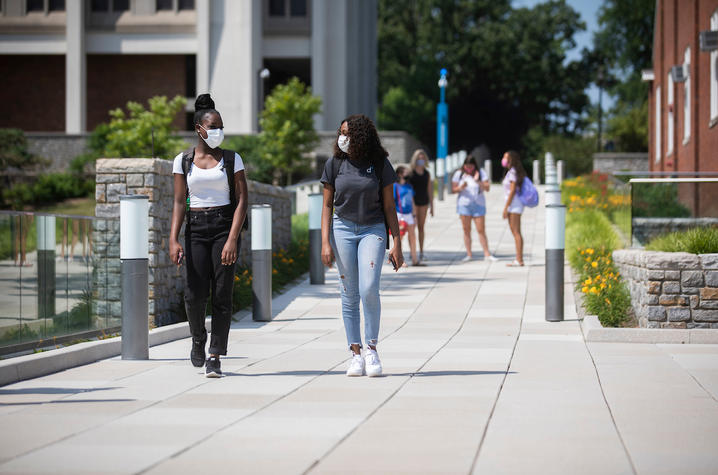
1, 187, 717, 474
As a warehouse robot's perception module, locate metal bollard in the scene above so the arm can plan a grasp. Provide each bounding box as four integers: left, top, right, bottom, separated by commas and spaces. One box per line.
252, 204, 272, 321
36, 215, 56, 320
483, 159, 493, 183
437, 158, 446, 201
308, 193, 324, 285
120, 195, 149, 360
544, 152, 561, 205
557, 160, 564, 185
545, 204, 566, 322
533, 160, 540, 185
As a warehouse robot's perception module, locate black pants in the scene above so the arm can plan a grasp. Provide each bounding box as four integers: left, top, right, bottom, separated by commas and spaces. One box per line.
184, 206, 238, 355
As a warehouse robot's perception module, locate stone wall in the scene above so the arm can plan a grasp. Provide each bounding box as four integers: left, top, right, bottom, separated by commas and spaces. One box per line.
26, 133, 91, 172
593, 153, 648, 174
95, 158, 292, 327
632, 217, 718, 247
613, 249, 718, 328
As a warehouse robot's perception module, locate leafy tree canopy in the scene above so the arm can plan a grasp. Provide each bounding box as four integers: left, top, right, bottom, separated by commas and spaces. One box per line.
102, 95, 187, 159
259, 77, 322, 186
378, 0, 591, 157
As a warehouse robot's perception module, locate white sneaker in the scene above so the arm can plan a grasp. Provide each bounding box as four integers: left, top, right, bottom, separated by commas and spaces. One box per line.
461, 255, 472, 263
487, 254, 499, 262
346, 353, 365, 377
365, 349, 383, 377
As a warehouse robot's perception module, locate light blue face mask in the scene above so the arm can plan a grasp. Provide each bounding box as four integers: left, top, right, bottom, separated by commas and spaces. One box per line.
416, 159, 425, 166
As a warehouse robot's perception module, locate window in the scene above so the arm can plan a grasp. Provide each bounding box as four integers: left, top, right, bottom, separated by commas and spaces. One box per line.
114, 0, 129, 11
655, 85, 661, 163
269, 0, 285, 16
711, 11, 718, 123
683, 47, 691, 144
290, 0, 306, 17
26, 0, 44, 11
667, 72, 674, 156
48, 0, 65, 11
178, 0, 194, 10
91, 0, 109, 12
156, 0, 173, 10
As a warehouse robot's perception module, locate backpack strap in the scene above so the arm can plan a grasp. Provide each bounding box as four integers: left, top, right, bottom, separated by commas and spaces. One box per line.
221, 148, 236, 209
181, 147, 194, 202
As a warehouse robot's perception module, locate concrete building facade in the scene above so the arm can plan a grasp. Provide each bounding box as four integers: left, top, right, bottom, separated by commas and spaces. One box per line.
0, 0, 377, 134
646, 0, 718, 216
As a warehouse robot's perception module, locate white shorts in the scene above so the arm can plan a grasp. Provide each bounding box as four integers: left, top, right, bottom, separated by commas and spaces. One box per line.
506, 196, 524, 215
397, 212, 415, 226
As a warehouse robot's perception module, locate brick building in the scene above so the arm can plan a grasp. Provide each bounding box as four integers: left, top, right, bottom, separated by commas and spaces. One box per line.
646, 0, 718, 216
0, 0, 377, 134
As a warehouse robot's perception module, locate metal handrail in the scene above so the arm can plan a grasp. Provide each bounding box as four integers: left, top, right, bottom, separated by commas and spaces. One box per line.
0, 210, 114, 221
629, 178, 718, 183
615, 171, 718, 177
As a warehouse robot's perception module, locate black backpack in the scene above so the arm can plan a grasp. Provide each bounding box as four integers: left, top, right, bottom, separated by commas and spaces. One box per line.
181, 147, 248, 230
329, 156, 390, 249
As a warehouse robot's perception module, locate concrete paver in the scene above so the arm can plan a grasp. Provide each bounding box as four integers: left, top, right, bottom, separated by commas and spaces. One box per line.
0, 188, 717, 474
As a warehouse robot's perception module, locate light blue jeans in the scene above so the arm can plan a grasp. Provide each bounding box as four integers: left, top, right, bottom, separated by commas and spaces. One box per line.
331, 215, 386, 349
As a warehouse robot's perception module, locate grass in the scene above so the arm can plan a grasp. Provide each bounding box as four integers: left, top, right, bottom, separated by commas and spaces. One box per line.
38, 197, 95, 216
645, 227, 718, 254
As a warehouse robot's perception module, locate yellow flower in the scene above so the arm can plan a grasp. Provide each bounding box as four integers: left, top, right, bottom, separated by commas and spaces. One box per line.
604, 298, 611, 305
590, 287, 599, 295
585, 277, 593, 285
600, 283, 607, 289
582, 286, 589, 293
587, 248, 594, 255
591, 261, 598, 268
234, 275, 239, 282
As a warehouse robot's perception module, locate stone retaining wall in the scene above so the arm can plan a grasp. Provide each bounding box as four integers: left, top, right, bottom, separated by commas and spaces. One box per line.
94, 158, 291, 327
592, 152, 648, 173
613, 249, 718, 328
631, 217, 718, 247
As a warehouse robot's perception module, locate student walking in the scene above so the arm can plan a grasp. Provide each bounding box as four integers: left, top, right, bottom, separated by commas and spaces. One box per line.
501, 150, 526, 267
394, 165, 423, 266
169, 94, 248, 377
408, 149, 433, 261
320, 114, 403, 377
452, 156, 497, 262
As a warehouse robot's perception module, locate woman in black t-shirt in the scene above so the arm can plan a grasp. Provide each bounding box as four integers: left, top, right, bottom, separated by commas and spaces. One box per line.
320, 115, 403, 377
408, 149, 433, 261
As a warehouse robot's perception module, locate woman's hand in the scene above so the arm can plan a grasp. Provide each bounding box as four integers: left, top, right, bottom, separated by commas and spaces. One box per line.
169, 239, 184, 267
321, 242, 335, 268
502, 209, 509, 220
388, 244, 404, 271
221, 239, 237, 266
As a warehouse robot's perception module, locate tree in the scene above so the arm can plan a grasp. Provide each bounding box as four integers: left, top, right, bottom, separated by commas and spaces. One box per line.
102, 95, 187, 159
0, 128, 44, 172
377, 0, 591, 156
259, 77, 322, 186
591, 0, 655, 151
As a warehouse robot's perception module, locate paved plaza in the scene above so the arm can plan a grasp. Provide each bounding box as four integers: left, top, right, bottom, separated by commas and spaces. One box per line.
0, 187, 717, 474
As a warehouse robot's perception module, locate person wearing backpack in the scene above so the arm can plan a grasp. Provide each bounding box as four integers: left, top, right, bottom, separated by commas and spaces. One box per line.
451, 155, 498, 262
320, 114, 403, 377
169, 94, 248, 378
394, 165, 423, 267
501, 150, 526, 267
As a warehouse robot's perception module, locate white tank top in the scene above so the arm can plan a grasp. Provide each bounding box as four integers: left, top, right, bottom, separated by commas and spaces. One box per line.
172, 152, 245, 208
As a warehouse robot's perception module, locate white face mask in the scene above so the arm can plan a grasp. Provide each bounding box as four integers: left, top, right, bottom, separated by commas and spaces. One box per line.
200, 125, 224, 149
337, 134, 350, 154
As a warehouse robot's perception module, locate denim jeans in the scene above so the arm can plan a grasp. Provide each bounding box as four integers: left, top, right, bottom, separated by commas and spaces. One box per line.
330, 215, 386, 349
184, 205, 238, 355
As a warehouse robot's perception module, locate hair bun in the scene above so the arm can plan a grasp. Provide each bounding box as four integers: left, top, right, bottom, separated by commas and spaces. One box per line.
194, 94, 215, 112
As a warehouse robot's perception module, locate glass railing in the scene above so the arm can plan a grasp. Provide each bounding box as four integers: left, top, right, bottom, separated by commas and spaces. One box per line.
628, 178, 718, 247
0, 211, 120, 354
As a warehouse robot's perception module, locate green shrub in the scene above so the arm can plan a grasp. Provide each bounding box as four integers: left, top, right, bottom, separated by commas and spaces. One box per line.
0, 128, 45, 172
632, 182, 691, 218
0, 324, 38, 345
566, 209, 619, 269
223, 134, 273, 184
645, 227, 718, 254
3, 172, 94, 209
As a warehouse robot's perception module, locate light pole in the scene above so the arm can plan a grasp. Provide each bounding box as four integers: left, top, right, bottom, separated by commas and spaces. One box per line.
436, 68, 449, 200
257, 68, 270, 131
597, 67, 604, 152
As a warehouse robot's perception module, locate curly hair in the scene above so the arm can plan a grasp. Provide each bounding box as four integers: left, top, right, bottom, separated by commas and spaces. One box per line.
504, 150, 526, 188
333, 114, 388, 168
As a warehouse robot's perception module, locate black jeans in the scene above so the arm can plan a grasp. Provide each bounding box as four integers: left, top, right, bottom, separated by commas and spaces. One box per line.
184, 205, 238, 355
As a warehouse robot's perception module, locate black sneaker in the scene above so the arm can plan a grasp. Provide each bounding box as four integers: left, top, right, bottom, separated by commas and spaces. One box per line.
205, 356, 222, 378
190, 338, 206, 367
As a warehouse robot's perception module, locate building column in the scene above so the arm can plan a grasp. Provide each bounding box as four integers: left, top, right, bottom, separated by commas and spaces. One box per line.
312, 0, 348, 130
65, 0, 86, 133
209, 0, 262, 134
196, 0, 210, 97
